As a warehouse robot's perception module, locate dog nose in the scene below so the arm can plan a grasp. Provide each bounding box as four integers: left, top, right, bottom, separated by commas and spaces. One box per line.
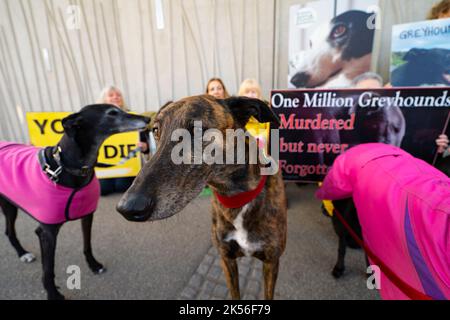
143, 116, 151, 124
116, 193, 154, 222
291, 72, 310, 88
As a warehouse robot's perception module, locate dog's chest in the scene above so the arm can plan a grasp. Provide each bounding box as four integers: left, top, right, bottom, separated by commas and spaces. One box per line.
224, 204, 264, 257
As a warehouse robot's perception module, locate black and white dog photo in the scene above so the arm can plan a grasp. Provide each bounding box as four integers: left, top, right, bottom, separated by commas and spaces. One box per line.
290, 10, 376, 88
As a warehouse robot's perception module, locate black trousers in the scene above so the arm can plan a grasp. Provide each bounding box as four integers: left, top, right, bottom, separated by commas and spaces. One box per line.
99, 177, 134, 196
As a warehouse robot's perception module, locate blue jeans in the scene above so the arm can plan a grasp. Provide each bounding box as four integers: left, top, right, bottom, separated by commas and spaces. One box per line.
99, 177, 134, 196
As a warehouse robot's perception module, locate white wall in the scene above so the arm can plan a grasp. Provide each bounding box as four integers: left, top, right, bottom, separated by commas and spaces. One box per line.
0, 0, 276, 142
0, 0, 441, 142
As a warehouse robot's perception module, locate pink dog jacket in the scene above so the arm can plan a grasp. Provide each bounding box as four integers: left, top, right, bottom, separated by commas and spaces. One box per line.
0, 142, 100, 224
316, 143, 450, 300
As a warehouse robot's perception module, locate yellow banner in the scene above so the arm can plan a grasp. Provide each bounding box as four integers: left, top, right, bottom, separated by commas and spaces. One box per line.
245, 116, 270, 155
26, 112, 142, 179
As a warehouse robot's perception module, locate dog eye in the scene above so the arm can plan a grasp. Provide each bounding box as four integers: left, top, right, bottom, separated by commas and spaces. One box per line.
331, 24, 347, 39
152, 127, 159, 137
107, 109, 119, 116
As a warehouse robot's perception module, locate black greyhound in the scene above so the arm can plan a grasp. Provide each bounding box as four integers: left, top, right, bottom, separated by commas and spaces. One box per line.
326, 198, 365, 278
0, 104, 150, 299
391, 48, 450, 87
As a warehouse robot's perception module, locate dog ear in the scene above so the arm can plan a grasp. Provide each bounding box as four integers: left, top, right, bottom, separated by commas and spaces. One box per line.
350, 92, 383, 116
62, 113, 83, 137
223, 97, 280, 128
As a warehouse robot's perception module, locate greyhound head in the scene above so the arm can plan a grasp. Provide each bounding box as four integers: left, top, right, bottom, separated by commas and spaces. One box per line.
116, 95, 279, 222
62, 104, 150, 139
290, 10, 375, 88
403, 48, 450, 85
60, 104, 151, 164
350, 93, 405, 147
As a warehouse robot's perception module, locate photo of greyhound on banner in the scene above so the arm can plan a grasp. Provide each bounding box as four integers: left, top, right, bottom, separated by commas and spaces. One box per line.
271, 87, 450, 182
391, 17, 450, 87
288, 0, 378, 89
26, 112, 143, 179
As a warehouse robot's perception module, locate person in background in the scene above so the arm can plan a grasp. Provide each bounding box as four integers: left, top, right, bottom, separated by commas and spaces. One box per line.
351, 72, 383, 88
436, 135, 449, 155
427, 0, 450, 174
205, 78, 230, 99
238, 78, 263, 100
435, 133, 450, 176
97, 85, 148, 195
321, 72, 385, 216
237, 78, 270, 151
427, 0, 450, 19
203, 79, 230, 197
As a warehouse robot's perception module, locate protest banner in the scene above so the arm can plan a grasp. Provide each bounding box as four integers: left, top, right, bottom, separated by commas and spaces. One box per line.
26, 112, 142, 179
271, 87, 450, 182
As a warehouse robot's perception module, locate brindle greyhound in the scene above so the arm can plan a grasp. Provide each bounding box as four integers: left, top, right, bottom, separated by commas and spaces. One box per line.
117, 95, 287, 299
0, 104, 150, 299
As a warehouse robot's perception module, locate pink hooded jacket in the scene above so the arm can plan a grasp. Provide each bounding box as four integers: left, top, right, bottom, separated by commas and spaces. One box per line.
316, 143, 449, 300
0, 142, 100, 224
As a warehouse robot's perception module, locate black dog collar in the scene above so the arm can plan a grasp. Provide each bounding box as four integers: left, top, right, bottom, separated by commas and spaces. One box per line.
38, 146, 93, 183
52, 146, 93, 177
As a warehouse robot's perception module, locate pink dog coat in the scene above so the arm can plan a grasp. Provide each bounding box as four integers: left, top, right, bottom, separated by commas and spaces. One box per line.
0, 142, 100, 224
316, 143, 450, 300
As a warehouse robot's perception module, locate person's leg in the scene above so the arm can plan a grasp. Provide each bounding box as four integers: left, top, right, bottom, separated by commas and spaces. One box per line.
99, 178, 115, 196
114, 177, 134, 193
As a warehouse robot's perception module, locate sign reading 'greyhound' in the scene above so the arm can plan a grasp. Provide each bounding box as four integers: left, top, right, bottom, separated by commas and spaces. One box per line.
271, 87, 450, 182
390, 17, 450, 87
26, 112, 142, 179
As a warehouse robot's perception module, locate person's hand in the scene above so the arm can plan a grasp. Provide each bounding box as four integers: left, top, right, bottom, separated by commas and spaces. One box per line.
138, 142, 148, 152
436, 134, 449, 153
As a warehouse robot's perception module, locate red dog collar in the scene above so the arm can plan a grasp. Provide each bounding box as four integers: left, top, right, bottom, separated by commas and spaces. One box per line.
213, 175, 267, 209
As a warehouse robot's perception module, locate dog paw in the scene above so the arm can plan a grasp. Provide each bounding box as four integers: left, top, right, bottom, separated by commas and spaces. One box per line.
332, 266, 345, 278
20, 253, 36, 263
93, 266, 107, 275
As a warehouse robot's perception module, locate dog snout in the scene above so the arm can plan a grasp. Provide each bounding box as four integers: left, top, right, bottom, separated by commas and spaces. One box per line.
116, 193, 154, 222
138, 116, 151, 131
143, 116, 151, 125
135, 115, 151, 128
291, 72, 311, 88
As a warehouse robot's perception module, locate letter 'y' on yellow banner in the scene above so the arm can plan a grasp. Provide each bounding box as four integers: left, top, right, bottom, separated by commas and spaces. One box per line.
26, 112, 142, 179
